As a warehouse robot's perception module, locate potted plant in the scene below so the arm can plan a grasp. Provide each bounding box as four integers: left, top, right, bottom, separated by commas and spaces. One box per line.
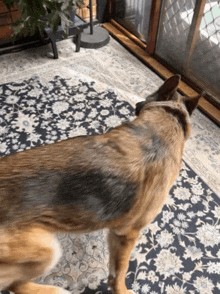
3, 0, 83, 38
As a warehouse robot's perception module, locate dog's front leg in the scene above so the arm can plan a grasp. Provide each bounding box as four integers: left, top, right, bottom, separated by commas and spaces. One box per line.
108, 228, 139, 294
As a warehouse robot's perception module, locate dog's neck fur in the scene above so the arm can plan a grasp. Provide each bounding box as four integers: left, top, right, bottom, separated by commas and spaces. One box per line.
142, 101, 191, 139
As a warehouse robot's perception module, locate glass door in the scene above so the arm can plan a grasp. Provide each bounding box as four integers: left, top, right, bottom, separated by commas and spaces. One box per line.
112, 0, 153, 41
156, 0, 220, 106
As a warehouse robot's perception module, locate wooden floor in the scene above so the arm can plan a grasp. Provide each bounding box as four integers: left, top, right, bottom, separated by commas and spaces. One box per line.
103, 21, 220, 126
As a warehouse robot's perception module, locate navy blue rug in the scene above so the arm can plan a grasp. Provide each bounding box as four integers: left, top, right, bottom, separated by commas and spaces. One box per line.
1, 76, 220, 294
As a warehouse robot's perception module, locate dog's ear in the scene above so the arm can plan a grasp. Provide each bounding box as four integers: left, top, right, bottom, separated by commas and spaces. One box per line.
135, 101, 146, 116
182, 92, 204, 115
157, 74, 181, 101
135, 75, 181, 116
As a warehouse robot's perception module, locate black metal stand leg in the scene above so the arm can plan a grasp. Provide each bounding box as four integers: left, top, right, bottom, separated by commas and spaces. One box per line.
49, 35, 58, 59
75, 31, 81, 52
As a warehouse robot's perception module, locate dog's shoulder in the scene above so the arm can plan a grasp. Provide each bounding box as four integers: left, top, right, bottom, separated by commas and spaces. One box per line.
124, 122, 168, 163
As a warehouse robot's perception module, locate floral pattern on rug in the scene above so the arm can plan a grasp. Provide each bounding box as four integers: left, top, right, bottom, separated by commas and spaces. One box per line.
127, 161, 220, 294
0, 75, 220, 294
1, 36, 220, 194
0, 75, 134, 157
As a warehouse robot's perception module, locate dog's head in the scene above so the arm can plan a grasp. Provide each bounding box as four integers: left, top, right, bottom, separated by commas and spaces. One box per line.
135, 75, 203, 117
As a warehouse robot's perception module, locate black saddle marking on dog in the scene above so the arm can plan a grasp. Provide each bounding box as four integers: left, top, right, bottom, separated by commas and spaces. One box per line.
55, 170, 137, 221
141, 134, 166, 162
23, 170, 137, 221
23, 172, 61, 206
127, 123, 167, 162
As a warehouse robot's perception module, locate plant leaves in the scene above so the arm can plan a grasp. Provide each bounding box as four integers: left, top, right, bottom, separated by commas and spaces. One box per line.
3, 0, 81, 37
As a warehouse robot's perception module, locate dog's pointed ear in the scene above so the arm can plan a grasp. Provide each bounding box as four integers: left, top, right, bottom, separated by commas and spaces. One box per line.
182, 91, 204, 115
158, 74, 181, 101
135, 101, 146, 116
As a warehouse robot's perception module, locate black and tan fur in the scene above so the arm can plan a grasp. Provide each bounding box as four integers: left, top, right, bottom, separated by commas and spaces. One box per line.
0, 75, 202, 294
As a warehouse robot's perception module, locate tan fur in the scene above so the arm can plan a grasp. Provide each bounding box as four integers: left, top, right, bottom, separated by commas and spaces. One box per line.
0, 75, 202, 294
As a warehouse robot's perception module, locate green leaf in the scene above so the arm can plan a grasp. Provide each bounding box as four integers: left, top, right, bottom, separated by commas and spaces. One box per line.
5, 0, 82, 37
2, 0, 17, 10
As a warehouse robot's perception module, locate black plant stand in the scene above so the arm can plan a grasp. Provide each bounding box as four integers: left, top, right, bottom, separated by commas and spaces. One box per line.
80, 0, 110, 49
44, 15, 89, 59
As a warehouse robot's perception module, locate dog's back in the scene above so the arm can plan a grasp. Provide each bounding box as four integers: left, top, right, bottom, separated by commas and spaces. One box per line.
0, 75, 202, 294
0, 98, 189, 233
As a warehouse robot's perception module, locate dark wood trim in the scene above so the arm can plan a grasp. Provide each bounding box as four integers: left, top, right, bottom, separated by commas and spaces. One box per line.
153, 54, 220, 110
146, 0, 163, 54
110, 19, 147, 50
107, 0, 114, 21
102, 22, 220, 126
184, 0, 206, 70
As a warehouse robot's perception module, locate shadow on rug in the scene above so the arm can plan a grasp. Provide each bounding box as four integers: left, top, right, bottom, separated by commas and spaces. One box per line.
0, 75, 220, 294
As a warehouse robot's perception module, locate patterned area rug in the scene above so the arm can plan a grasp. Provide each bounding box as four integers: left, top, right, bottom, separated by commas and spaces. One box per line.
1, 74, 220, 294
1, 37, 220, 194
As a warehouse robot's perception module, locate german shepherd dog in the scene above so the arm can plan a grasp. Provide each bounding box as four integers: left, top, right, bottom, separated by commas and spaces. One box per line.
0, 75, 202, 294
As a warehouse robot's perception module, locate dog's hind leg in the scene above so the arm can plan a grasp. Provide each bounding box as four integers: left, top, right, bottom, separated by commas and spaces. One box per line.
0, 226, 70, 294
108, 228, 139, 294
